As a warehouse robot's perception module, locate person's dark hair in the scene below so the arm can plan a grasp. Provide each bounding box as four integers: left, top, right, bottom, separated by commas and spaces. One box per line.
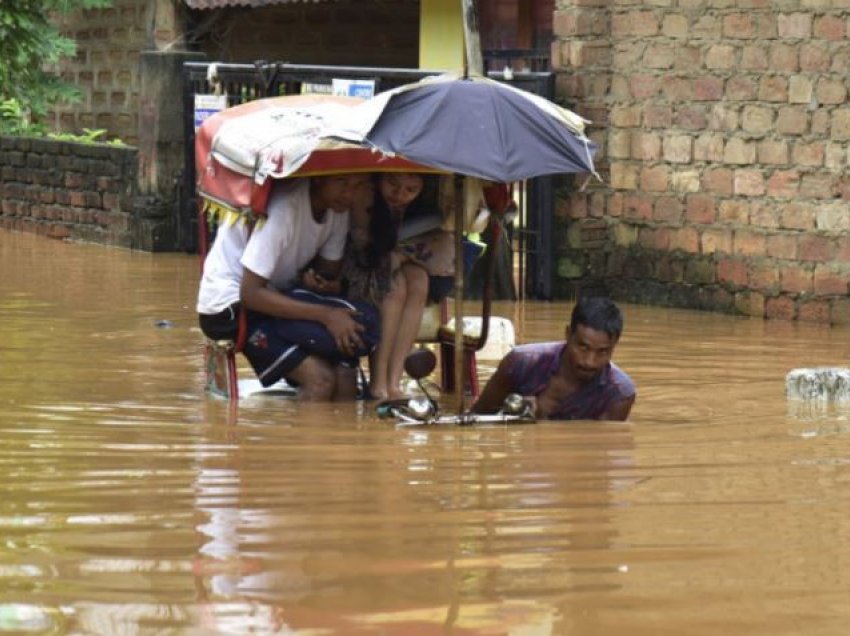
397, 173, 438, 219
363, 173, 436, 268
569, 297, 623, 340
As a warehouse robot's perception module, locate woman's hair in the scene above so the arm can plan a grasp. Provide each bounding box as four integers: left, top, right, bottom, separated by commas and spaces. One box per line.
364, 173, 437, 267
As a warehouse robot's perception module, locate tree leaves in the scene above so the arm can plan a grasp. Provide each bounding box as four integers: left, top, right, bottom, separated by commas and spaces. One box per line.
0, 1, 112, 121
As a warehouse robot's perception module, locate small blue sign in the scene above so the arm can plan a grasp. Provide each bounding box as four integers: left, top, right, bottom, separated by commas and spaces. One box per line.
194, 94, 228, 131
332, 79, 376, 99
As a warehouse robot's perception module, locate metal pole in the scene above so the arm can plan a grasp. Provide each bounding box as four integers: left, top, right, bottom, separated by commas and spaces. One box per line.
453, 0, 484, 411
452, 175, 465, 412
460, 0, 484, 76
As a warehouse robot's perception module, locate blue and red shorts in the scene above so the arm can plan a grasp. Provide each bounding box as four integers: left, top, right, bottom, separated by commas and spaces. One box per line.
242, 289, 380, 387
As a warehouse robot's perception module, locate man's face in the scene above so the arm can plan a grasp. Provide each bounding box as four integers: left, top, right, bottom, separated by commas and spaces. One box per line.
315, 174, 371, 213
564, 324, 617, 382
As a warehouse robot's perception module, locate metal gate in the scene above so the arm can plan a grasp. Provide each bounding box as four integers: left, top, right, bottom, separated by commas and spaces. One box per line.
181, 61, 558, 299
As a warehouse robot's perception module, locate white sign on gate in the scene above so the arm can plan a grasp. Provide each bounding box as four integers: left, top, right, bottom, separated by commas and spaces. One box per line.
331, 78, 376, 99
194, 94, 228, 131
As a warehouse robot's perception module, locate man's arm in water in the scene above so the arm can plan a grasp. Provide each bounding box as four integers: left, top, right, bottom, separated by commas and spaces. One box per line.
471, 355, 514, 414
601, 395, 635, 421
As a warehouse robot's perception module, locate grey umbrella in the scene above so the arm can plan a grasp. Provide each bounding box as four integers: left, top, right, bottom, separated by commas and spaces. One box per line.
354, 74, 597, 183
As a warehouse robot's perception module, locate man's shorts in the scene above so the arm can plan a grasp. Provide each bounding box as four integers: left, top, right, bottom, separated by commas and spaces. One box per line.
242, 289, 380, 387
198, 303, 240, 341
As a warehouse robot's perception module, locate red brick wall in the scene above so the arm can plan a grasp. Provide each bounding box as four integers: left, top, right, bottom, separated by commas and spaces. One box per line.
48, 0, 154, 146
0, 137, 137, 247
553, 1, 850, 323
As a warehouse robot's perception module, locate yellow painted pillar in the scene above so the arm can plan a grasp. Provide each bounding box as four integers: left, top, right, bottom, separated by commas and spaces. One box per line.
419, 0, 464, 71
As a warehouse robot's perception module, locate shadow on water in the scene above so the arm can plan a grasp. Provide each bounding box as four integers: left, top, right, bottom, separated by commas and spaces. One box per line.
3, 229, 850, 634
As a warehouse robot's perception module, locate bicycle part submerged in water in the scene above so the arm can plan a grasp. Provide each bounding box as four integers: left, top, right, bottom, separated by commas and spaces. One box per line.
394, 403, 536, 426
380, 394, 536, 426
376, 349, 536, 426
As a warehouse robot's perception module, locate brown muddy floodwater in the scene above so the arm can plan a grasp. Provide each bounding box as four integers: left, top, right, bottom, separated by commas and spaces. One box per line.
3, 228, 850, 635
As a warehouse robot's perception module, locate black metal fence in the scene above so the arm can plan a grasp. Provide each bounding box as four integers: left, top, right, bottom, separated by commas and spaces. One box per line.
181, 61, 558, 299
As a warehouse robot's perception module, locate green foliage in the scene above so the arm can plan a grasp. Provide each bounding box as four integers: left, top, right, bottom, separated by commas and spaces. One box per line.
48, 127, 126, 146
0, 98, 46, 135
48, 127, 106, 143
0, 98, 125, 145
0, 1, 113, 120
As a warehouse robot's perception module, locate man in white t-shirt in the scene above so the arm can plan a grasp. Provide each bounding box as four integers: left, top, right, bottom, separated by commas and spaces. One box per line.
197, 174, 373, 400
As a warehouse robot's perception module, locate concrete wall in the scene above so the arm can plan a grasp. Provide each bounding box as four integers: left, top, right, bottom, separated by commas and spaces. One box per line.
553, 0, 850, 323
0, 137, 138, 247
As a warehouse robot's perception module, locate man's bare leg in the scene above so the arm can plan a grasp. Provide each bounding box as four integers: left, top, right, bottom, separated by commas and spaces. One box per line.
286, 356, 336, 401
333, 365, 358, 401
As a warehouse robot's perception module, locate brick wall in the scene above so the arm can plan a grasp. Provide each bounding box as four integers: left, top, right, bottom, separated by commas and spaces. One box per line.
0, 137, 137, 247
46, 0, 418, 142
553, 0, 850, 323
48, 0, 164, 146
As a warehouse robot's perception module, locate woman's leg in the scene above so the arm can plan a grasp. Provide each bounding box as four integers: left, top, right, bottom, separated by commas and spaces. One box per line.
386, 263, 429, 399
370, 264, 408, 401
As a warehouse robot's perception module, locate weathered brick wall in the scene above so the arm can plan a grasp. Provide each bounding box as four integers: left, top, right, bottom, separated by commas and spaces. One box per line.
48, 0, 179, 146
40, 1, 418, 252
49, 0, 419, 145
553, 0, 850, 323
0, 137, 137, 247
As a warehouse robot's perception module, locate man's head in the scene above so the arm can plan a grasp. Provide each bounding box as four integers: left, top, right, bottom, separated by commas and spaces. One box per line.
569, 297, 623, 340
311, 173, 372, 215
564, 297, 623, 382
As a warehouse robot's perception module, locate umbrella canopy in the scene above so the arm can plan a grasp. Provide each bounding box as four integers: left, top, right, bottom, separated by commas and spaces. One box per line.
195, 93, 435, 214
331, 74, 598, 183
195, 78, 596, 214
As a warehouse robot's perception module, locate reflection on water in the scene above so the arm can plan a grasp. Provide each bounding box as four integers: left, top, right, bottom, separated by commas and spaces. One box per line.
3, 229, 850, 634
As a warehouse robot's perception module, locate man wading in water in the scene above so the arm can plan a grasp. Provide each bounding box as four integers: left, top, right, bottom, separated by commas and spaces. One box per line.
472, 297, 635, 421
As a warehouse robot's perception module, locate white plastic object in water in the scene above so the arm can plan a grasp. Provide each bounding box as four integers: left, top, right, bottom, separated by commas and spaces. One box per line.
444, 316, 516, 360
785, 367, 850, 402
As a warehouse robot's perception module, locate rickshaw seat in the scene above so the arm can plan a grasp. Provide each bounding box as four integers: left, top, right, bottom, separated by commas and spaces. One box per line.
418, 183, 513, 397
198, 198, 255, 402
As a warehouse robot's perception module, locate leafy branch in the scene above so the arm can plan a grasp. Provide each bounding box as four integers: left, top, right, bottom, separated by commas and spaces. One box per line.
0, 1, 112, 122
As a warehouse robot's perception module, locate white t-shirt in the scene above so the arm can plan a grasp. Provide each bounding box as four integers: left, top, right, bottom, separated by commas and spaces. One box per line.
196, 216, 250, 315
197, 179, 349, 314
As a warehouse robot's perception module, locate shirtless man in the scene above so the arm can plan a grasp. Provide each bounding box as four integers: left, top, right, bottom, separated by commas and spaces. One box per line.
471, 297, 635, 421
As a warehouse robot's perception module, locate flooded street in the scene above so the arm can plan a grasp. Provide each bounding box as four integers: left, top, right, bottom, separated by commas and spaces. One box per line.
3, 228, 850, 635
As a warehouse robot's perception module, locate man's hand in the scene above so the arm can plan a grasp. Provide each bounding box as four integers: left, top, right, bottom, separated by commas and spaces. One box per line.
302, 268, 342, 295
521, 395, 540, 418
323, 307, 365, 356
